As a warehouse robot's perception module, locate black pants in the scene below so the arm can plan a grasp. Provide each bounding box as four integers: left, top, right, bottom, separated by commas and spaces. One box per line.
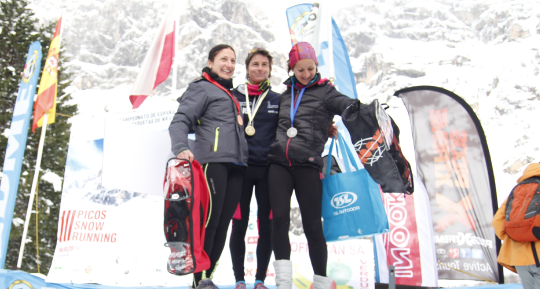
230, 165, 273, 282
194, 163, 244, 285
268, 163, 327, 276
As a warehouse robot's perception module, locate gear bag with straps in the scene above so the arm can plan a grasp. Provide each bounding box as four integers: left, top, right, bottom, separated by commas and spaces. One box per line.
505, 176, 540, 267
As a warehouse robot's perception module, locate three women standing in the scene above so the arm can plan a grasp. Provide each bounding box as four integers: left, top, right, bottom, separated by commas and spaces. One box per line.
169, 44, 247, 289
170, 42, 351, 289
229, 48, 280, 289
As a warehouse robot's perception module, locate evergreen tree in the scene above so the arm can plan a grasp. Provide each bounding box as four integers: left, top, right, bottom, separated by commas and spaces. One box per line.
0, 0, 76, 274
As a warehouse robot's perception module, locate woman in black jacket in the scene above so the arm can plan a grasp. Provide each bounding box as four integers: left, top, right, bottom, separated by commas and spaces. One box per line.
169, 44, 248, 289
267, 42, 357, 289
229, 48, 280, 289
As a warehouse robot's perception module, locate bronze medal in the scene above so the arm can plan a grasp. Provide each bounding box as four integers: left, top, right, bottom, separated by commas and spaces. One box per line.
237, 115, 243, 126
245, 125, 256, 136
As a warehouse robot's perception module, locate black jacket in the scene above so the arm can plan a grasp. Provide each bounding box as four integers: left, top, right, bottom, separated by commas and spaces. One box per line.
268, 74, 357, 170
169, 75, 249, 166
233, 84, 280, 166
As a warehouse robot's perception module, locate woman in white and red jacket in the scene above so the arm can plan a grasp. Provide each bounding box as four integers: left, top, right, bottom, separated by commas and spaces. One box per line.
267, 42, 358, 289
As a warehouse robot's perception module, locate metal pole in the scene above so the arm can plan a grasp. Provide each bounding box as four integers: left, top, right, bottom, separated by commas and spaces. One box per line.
389, 265, 396, 289
17, 113, 48, 268
171, 1, 179, 98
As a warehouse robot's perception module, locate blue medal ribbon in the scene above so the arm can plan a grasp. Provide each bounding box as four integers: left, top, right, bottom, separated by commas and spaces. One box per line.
290, 80, 306, 127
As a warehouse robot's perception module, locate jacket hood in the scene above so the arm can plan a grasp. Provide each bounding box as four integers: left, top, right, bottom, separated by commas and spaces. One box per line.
518, 163, 540, 183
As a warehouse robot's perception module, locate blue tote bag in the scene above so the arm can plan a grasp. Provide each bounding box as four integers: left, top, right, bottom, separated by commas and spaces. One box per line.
322, 133, 389, 242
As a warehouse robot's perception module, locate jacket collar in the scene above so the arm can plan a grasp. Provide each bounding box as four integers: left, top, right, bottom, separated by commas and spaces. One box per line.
201, 67, 233, 90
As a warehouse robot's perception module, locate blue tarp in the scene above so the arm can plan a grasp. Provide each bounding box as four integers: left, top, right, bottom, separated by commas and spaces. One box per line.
450, 284, 523, 289
0, 269, 523, 289
0, 269, 279, 289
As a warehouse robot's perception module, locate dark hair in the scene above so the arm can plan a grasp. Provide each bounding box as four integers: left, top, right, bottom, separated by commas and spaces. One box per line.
208, 44, 236, 62
245, 47, 273, 80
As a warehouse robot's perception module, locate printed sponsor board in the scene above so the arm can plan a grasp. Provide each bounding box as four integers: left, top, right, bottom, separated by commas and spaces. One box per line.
399, 87, 499, 281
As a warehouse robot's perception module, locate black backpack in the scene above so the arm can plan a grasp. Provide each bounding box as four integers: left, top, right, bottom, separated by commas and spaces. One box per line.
342, 99, 413, 194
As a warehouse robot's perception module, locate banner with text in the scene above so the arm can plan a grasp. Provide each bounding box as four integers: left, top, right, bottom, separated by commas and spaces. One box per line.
46, 105, 194, 286
48, 101, 376, 287
0, 41, 42, 268
374, 176, 438, 287
396, 86, 499, 282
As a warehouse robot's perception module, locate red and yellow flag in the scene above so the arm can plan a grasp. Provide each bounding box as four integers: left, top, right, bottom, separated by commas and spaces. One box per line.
33, 16, 62, 133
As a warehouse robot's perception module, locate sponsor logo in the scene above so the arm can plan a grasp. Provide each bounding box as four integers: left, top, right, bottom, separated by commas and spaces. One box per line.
460, 248, 471, 258
248, 223, 256, 230
472, 249, 483, 259
436, 248, 447, 258
330, 192, 358, 209
448, 248, 460, 258
333, 206, 360, 216
22, 50, 39, 83
434, 232, 493, 248
247, 251, 254, 263
85, 266, 92, 273
248, 236, 258, 244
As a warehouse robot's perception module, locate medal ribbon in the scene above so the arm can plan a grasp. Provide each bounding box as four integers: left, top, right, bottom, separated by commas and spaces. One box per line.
290, 82, 306, 127
244, 84, 269, 126
202, 72, 240, 115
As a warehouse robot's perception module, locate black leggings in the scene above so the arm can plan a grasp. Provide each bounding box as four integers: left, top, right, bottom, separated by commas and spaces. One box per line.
230, 165, 272, 282
268, 163, 327, 276
194, 163, 244, 285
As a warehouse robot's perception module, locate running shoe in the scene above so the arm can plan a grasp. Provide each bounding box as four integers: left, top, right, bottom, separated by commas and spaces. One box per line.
196, 279, 219, 289
235, 282, 247, 289
253, 283, 267, 289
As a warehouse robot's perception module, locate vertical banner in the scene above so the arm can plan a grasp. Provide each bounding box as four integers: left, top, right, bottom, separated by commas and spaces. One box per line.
286, 2, 359, 163
374, 176, 438, 287
395, 86, 500, 282
286, 3, 333, 80
0, 41, 42, 268
285, 2, 357, 99
33, 17, 62, 132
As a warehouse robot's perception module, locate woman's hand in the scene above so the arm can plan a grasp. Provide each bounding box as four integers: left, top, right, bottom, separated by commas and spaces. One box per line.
177, 150, 194, 163
328, 121, 338, 138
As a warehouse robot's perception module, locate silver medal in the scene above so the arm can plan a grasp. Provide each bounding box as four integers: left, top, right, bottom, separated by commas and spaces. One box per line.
287, 127, 297, 138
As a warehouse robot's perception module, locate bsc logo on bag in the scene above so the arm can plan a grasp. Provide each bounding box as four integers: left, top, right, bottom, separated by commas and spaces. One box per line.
331, 192, 358, 209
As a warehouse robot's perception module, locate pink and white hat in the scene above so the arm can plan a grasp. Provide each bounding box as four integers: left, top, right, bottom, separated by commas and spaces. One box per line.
289, 42, 318, 69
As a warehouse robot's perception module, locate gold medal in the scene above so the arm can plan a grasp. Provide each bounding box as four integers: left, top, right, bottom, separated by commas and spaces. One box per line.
245, 125, 255, 136
237, 115, 243, 126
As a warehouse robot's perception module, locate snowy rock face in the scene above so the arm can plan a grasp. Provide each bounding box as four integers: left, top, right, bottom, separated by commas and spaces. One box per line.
333, 0, 540, 199
41, 0, 288, 100
29, 0, 539, 202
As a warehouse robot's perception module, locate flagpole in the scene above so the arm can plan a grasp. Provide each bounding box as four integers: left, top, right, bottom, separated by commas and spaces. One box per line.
326, 0, 335, 83
171, 1, 179, 98
17, 113, 49, 268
